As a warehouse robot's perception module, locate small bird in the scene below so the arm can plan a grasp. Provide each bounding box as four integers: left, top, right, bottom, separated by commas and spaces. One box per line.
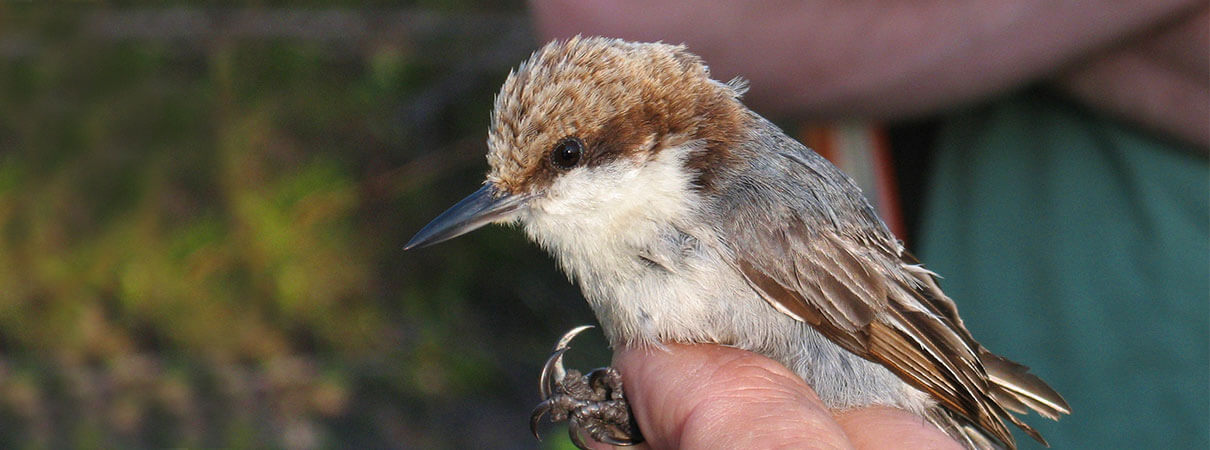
406, 36, 1069, 449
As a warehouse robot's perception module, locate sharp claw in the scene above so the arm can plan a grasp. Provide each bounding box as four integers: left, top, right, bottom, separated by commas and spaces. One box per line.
530, 399, 552, 440
598, 432, 640, 446
542, 325, 594, 399
535, 325, 637, 449
539, 347, 569, 399
555, 325, 594, 352
568, 419, 590, 450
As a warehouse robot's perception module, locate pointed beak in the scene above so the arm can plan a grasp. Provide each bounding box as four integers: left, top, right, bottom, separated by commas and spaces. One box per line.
405, 183, 528, 250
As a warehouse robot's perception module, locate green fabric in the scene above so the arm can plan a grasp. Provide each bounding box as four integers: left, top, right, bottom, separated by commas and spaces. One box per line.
919, 90, 1209, 449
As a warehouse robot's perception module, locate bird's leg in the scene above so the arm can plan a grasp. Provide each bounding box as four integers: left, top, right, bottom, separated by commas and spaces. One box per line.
530, 326, 644, 448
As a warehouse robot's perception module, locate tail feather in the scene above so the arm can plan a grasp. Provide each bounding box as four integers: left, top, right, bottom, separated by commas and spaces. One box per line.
899, 256, 1070, 448
981, 350, 1072, 420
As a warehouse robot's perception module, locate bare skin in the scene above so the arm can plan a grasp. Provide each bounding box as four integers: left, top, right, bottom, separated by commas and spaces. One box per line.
532, 0, 1208, 150
1053, 7, 1209, 149
596, 344, 962, 450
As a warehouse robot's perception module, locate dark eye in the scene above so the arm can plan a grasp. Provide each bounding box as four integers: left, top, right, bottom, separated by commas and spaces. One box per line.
550, 137, 584, 170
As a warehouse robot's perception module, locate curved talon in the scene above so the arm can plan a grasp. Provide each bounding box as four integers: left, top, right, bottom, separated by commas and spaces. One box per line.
568, 417, 590, 450
598, 432, 641, 446
533, 325, 643, 449
530, 399, 553, 440
543, 325, 594, 397
539, 348, 569, 399
555, 325, 594, 351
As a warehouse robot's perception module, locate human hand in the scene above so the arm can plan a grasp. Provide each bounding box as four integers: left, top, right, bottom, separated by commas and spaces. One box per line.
592, 343, 962, 449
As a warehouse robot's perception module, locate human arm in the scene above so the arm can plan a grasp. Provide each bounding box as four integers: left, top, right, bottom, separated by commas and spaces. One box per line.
1053, 6, 1208, 149
531, 0, 1206, 147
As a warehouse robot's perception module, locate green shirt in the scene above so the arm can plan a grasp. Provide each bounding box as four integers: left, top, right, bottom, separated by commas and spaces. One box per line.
919, 90, 1209, 448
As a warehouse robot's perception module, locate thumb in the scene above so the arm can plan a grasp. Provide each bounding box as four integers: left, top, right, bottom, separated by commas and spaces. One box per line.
608, 343, 852, 449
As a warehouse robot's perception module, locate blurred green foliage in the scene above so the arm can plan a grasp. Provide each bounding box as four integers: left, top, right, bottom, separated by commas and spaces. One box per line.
0, 4, 604, 448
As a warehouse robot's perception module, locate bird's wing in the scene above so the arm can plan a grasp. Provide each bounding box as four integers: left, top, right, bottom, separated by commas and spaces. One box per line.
729, 218, 1015, 446
712, 132, 1068, 448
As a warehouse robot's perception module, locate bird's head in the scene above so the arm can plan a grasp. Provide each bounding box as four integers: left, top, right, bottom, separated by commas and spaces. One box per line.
406, 37, 750, 255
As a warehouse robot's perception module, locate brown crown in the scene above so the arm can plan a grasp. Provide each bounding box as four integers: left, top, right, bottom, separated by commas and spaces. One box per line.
485, 36, 750, 194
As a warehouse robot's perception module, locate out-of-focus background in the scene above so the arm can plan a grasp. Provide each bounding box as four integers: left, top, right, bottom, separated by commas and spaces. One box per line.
5, 2, 1208, 449
1, 3, 608, 448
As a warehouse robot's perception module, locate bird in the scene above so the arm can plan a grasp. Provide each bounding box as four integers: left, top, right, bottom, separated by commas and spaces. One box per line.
405, 36, 1069, 449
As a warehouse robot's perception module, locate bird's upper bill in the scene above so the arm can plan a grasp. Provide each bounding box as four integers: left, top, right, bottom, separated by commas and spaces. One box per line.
404, 183, 529, 249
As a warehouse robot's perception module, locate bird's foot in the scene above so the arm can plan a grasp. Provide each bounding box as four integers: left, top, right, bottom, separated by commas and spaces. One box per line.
530, 325, 644, 449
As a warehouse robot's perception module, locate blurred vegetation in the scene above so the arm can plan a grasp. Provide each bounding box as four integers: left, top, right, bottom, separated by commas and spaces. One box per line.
0, 4, 604, 448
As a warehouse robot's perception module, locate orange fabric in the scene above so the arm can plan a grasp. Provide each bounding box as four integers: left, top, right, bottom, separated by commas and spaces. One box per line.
800, 123, 904, 241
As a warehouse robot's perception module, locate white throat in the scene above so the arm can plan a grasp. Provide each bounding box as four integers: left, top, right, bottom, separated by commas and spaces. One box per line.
520, 144, 699, 288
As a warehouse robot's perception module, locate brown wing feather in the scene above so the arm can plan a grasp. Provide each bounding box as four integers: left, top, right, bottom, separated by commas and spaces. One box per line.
732, 218, 1068, 449
980, 350, 1071, 420
901, 255, 1071, 421
901, 257, 1072, 421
